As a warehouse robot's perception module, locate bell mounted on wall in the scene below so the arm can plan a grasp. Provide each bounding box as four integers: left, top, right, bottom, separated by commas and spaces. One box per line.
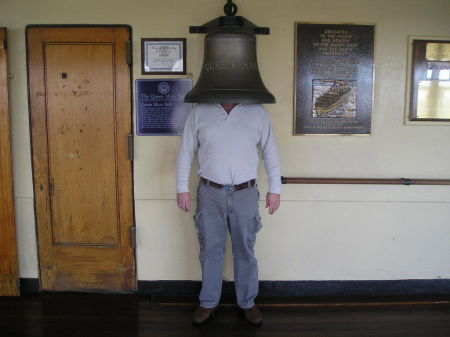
184, 0, 276, 104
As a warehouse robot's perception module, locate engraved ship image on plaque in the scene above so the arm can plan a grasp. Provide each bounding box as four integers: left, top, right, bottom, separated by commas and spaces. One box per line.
313, 80, 352, 116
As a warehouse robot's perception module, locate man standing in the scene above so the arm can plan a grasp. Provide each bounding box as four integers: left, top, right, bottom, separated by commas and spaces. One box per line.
176, 102, 281, 325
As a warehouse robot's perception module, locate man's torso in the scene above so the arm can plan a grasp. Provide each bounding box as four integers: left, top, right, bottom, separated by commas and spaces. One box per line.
194, 104, 266, 185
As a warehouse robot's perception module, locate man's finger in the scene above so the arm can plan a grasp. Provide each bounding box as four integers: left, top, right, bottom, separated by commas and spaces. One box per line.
268, 201, 280, 215
273, 203, 279, 214
177, 192, 192, 212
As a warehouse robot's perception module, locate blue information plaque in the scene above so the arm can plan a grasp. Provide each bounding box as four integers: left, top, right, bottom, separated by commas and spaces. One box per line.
136, 79, 192, 135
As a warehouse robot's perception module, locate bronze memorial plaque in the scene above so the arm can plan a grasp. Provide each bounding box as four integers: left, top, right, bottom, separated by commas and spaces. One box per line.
294, 23, 374, 135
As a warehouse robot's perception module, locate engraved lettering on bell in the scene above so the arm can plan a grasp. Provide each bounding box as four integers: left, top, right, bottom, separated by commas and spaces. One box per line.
243, 62, 258, 71
205, 61, 235, 71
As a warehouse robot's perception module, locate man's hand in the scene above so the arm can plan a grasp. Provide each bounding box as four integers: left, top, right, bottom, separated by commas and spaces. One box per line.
177, 192, 192, 212
266, 193, 280, 215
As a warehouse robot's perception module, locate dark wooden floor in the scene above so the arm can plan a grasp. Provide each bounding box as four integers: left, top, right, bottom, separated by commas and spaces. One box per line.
1, 293, 450, 337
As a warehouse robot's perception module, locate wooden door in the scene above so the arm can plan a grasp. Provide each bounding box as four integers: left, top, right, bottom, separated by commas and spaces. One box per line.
27, 26, 135, 291
0, 28, 20, 296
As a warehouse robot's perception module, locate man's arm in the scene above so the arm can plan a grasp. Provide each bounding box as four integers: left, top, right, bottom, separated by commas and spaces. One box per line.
260, 107, 281, 215
176, 109, 198, 212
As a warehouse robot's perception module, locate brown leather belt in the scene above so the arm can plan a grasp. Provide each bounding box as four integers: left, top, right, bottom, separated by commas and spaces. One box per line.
201, 177, 255, 192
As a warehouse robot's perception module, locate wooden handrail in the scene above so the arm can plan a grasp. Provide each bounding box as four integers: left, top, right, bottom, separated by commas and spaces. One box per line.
281, 177, 450, 185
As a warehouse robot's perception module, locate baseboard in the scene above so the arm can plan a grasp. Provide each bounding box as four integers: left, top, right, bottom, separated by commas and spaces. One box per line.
137, 279, 450, 298
19, 278, 40, 294
19, 278, 450, 298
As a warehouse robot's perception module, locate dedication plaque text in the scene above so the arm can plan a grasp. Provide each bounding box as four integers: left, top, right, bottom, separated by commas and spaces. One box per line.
294, 23, 374, 135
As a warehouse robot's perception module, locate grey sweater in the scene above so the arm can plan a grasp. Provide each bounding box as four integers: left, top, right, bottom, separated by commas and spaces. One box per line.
176, 103, 281, 194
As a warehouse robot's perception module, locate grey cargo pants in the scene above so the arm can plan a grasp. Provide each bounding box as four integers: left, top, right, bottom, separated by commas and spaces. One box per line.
194, 180, 262, 309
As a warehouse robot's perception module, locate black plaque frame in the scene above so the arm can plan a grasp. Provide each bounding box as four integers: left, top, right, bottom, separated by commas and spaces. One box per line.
294, 23, 374, 135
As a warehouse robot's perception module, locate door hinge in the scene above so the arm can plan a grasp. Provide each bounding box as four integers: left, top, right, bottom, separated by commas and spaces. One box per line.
130, 226, 136, 249
126, 40, 132, 65
128, 133, 134, 161
49, 181, 54, 195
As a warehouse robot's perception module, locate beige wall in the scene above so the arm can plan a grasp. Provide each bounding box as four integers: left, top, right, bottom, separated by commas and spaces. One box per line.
1, 0, 449, 281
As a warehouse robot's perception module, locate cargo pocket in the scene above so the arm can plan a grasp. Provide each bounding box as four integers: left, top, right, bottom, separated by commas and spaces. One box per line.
193, 211, 204, 249
248, 214, 263, 248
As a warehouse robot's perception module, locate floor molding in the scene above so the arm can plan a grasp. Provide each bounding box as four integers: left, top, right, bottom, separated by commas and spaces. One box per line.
19, 278, 450, 298
153, 300, 450, 308
138, 279, 450, 297
19, 278, 40, 294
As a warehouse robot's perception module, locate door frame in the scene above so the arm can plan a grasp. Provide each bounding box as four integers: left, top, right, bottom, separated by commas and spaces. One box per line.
0, 27, 20, 296
26, 25, 136, 291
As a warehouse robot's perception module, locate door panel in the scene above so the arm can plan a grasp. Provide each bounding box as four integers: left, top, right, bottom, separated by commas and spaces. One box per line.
27, 26, 135, 291
0, 27, 20, 296
46, 43, 119, 246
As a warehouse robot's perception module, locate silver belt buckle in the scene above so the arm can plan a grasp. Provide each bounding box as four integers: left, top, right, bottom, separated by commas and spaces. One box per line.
222, 184, 236, 192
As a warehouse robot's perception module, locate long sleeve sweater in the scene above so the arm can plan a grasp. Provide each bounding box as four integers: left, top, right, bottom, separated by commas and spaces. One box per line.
176, 103, 281, 194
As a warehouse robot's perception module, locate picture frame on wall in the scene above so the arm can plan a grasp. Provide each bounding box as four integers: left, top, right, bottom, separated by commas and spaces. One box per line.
141, 38, 186, 75
294, 23, 375, 135
405, 36, 450, 124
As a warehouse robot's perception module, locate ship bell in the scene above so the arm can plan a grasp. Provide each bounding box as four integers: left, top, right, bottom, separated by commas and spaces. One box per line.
184, 1, 276, 104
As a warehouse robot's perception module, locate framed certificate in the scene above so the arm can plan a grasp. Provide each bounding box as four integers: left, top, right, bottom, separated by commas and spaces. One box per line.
141, 38, 186, 75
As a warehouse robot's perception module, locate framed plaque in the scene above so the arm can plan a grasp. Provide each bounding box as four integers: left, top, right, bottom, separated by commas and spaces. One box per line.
136, 79, 192, 135
294, 23, 375, 135
141, 38, 186, 75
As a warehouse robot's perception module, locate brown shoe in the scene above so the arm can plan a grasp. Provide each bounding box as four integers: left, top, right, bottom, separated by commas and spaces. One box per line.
192, 306, 217, 324
241, 305, 263, 325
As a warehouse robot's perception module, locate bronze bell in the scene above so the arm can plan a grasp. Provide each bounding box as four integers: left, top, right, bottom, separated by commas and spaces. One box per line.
184, 2, 275, 104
